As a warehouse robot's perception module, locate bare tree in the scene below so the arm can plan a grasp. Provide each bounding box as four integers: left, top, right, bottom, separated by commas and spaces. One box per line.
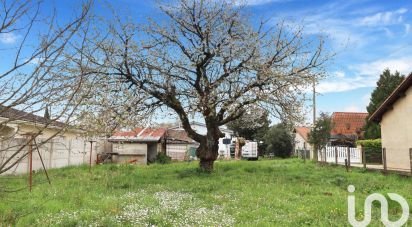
0, 0, 91, 176
70, 74, 155, 138
77, 0, 330, 171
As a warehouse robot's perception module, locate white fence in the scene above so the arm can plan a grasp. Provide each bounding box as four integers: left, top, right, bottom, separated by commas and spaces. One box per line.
318, 146, 361, 164
0, 138, 104, 175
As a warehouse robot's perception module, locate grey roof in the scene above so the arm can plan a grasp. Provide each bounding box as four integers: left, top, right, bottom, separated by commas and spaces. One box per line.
0, 105, 66, 128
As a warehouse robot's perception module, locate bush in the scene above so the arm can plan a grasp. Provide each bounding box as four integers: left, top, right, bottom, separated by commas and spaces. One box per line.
156, 153, 172, 164
356, 139, 381, 147
263, 124, 293, 158
356, 139, 382, 164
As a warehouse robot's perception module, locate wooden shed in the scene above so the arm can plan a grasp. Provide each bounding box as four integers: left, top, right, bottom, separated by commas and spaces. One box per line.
109, 128, 166, 164
166, 129, 198, 161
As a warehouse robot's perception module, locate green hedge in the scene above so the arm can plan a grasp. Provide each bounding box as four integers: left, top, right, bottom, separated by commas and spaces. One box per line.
357, 139, 382, 164
356, 139, 381, 148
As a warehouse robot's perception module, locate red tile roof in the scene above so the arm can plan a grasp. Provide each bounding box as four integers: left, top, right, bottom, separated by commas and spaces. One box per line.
370, 72, 412, 122
111, 127, 167, 142
294, 127, 310, 141
331, 112, 368, 137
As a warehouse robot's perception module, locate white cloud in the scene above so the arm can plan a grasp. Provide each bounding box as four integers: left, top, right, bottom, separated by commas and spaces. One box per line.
343, 105, 363, 112
352, 57, 412, 77
279, 16, 366, 51
334, 71, 345, 78
266, 3, 412, 95
317, 57, 412, 94
397, 8, 408, 14
382, 27, 394, 38
341, 94, 370, 113
405, 24, 411, 35
317, 76, 373, 93
359, 8, 408, 26
0, 32, 19, 44
277, 8, 367, 49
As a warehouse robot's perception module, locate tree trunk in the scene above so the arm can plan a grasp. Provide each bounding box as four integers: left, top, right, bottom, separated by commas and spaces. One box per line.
196, 124, 222, 172
313, 145, 318, 162
199, 158, 215, 172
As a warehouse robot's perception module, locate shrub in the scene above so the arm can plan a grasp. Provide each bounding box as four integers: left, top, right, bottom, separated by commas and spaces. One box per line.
156, 153, 172, 164
263, 124, 293, 158
356, 139, 381, 147
356, 139, 382, 164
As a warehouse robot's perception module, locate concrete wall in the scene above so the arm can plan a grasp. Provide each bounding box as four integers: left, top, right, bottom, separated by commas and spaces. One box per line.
15, 123, 81, 140
111, 143, 147, 165
0, 137, 97, 175
381, 86, 412, 172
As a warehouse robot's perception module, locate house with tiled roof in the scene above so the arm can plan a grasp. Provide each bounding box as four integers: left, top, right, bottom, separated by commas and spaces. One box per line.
370, 72, 412, 173
293, 127, 312, 159
330, 112, 368, 146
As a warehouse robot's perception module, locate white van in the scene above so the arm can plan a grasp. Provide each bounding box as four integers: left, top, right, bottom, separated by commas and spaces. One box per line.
241, 141, 258, 160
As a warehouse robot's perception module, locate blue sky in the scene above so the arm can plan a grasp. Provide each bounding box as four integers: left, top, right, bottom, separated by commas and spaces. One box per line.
1, 0, 411, 124
243, 0, 412, 121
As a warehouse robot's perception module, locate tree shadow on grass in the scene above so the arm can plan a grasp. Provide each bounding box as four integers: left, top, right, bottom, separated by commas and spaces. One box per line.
175, 167, 213, 179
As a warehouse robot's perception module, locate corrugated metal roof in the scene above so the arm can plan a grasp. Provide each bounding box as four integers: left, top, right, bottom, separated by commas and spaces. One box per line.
110, 127, 167, 142
166, 129, 198, 144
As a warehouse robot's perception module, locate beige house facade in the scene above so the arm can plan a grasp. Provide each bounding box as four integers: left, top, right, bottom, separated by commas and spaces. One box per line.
370, 73, 412, 173
0, 106, 92, 175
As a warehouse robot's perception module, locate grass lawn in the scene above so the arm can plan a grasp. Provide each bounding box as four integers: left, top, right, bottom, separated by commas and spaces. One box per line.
0, 159, 411, 226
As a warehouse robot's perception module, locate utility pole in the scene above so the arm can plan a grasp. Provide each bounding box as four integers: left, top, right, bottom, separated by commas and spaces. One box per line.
312, 76, 317, 162
28, 137, 33, 192
312, 77, 316, 125
88, 140, 96, 172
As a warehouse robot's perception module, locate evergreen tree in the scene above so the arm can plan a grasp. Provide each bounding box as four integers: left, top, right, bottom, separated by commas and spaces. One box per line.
263, 124, 293, 158
44, 105, 50, 120
364, 69, 405, 139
